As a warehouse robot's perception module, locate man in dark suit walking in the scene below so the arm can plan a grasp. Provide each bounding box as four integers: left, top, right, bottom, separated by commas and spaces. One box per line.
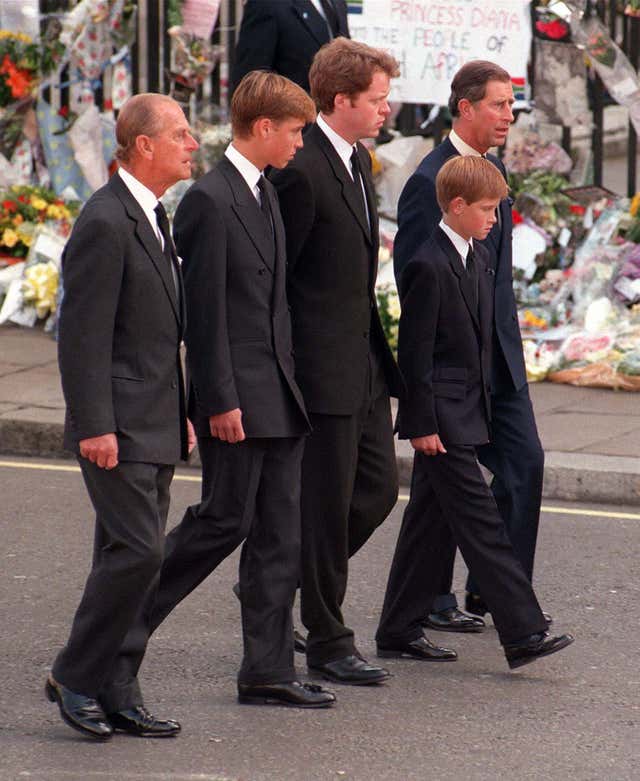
232, 0, 349, 94
46, 93, 198, 740
393, 61, 548, 634
104, 71, 335, 710
271, 38, 455, 687
376, 155, 573, 669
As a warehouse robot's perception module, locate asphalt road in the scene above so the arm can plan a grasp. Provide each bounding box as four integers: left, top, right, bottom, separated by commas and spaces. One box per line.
1, 457, 639, 781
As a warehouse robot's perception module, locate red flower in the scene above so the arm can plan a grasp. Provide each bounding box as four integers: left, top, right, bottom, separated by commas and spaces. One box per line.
512, 208, 524, 225
0, 55, 32, 99
569, 204, 586, 216
536, 19, 569, 40
2, 199, 17, 212
58, 105, 69, 119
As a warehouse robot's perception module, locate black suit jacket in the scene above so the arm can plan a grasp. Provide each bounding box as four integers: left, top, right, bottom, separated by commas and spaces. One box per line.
270, 122, 403, 415
396, 227, 492, 446
394, 137, 527, 392
58, 172, 188, 463
232, 0, 349, 94
173, 156, 310, 439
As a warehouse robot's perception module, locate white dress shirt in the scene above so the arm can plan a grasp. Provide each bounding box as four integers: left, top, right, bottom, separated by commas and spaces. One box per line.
439, 219, 473, 270
117, 166, 165, 248
448, 127, 483, 158
224, 142, 263, 204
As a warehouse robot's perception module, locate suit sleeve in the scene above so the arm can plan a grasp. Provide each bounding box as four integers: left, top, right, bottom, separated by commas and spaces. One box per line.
270, 163, 316, 272
57, 208, 123, 439
394, 171, 442, 283
174, 188, 239, 416
396, 257, 440, 439
231, 0, 279, 93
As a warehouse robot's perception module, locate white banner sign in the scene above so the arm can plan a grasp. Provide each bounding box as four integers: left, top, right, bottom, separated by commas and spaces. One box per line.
348, 0, 532, 105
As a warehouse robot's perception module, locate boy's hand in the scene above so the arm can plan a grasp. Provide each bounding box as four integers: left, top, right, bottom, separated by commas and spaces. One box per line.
411, 434, 447, 456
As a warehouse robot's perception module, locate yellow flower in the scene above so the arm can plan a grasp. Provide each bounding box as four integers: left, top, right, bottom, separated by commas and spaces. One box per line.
30, 195, 48, 211
1, 228, 19, 248
13, 214, 24, 225
17, 231, 33, 247
631, 193, 640, 217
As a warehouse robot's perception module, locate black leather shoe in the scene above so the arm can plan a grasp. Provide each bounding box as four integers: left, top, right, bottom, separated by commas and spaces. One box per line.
377, 634, 458, 661
308, 655, 390, 685
107, 706, 181, 737
505, 633, 574, 670
423, 607, 485, 633
465, 592, 489, 617
45, 676, 113, 740
238, 681, 336, 708
466, 593, 553, 627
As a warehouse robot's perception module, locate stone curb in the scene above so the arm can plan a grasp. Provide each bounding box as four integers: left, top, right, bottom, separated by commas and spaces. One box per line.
1, 418, 639, 506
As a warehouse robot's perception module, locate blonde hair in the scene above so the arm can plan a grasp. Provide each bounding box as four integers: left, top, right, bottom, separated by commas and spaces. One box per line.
436, 155, 508, 212
231, 70, 316, 138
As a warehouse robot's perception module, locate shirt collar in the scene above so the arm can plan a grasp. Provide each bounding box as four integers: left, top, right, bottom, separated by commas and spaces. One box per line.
225, 142, 262, 197
448, 127, 484, 158
317, 113, 355, 177
117, 166, 160, 214
439, 219, 473, 266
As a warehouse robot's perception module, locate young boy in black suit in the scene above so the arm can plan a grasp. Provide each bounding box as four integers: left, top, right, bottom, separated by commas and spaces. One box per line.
375, 156, 574, 670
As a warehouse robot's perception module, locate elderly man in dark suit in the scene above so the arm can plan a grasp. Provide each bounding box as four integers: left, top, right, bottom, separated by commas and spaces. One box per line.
46, 93, 198, 740
271, 38, 455, 688
393, 61, 549, 634
376, 155, 573, 669
232, 0, 349, 94
103, 70, 335, 711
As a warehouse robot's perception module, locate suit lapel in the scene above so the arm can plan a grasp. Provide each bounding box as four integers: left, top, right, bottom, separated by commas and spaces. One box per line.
109, 173, 180, 324
435, 227, 479, 332
312, 125, 372, 244
264, 177, 287, 309
291, 0, 331, 47
219, 157, 275, 273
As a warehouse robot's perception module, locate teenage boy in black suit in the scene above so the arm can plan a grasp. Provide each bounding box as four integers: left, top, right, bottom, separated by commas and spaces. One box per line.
376, 156, 574, 670
103, 71, 335, 711
395, 61, 547, 633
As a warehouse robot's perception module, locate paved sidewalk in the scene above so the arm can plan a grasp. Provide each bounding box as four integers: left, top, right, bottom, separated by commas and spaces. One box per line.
0, 324, 639, 503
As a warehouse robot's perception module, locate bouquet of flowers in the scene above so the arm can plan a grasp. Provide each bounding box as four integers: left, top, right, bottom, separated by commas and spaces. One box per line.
0, 29, 64, 109
0, 185, 78, 260
376, 281, 400, 355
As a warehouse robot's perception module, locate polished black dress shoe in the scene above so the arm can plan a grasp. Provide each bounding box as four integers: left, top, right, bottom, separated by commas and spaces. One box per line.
308, 655, 390, 685
423, 607, 485, 633
377, 634, 458, 661
107, 706, 181, 737
45, 676, 113, 740
505, 633, 574, 670
238, 680, 336, 708
466, 592, 553, 627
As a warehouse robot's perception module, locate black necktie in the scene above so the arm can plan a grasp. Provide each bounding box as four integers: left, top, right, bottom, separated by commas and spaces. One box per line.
257, 175, 274, 237
154, 202, 179, 297
465, 246, 479, 315
319, 0, 340, 37
350, 148, 369, 222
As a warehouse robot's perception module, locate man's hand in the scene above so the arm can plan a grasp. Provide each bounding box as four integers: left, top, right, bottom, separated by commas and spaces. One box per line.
209, 408, 245, 443
79, 433, 119, 469
410, 434, 447, 456
186, 418, 197, 454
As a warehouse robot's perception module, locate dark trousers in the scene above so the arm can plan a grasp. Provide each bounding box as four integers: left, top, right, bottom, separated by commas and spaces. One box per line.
52, 460, 173, 699
376, 446, 548, 647
301, 387, 398, 666
432, 382, 544, 612
100, 435, 304, 711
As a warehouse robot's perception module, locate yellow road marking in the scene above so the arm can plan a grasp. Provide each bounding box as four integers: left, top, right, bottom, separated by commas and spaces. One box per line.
1, 459, 639, 519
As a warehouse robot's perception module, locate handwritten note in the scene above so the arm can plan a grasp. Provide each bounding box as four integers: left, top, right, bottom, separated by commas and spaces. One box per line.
349, 0, 532, 104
